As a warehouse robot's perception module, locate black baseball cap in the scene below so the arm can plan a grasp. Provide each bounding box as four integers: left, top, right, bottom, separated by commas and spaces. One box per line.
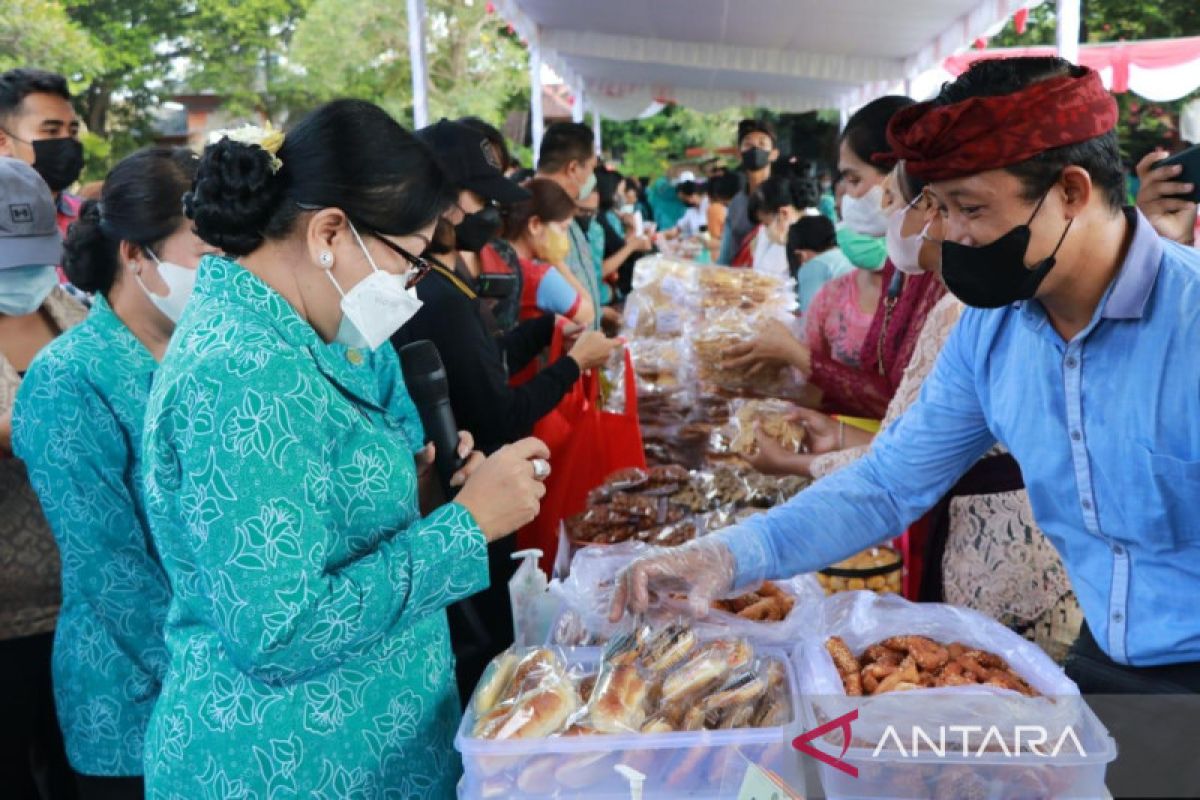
416, 119, 529, 205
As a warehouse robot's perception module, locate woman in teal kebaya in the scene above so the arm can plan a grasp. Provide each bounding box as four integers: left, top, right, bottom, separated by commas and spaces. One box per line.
13, 147, 213, 798
139, 100, 549, 798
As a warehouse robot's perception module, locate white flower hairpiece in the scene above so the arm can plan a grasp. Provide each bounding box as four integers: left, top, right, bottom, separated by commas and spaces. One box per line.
209, 122, 286, 173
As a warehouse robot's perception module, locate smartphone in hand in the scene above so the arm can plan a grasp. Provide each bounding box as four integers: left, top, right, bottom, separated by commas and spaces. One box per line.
1153, 143, 1200, 202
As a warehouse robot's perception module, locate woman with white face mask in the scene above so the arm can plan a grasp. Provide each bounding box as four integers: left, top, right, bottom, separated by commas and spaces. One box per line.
724, 96, 949, 422
12, 147, 212, 798
133, 100, 552, 799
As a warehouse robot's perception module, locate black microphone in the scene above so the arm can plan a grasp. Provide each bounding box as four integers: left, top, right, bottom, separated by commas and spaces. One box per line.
399, 340, 465, 497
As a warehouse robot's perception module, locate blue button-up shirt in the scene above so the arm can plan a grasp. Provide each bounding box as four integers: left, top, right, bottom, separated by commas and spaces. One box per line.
719, 210, 1200, 666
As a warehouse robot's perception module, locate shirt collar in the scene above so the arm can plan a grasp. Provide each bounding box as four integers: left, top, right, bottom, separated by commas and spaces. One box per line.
1019, 207, 1164, 332
1101, 208, 1163, 320
194, 254, 385, 410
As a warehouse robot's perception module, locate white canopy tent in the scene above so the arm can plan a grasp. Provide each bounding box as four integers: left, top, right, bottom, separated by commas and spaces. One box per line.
404, 0, 1092, 158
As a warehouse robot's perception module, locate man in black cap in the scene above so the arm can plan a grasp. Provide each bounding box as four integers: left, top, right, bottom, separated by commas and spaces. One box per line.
392, 120, 620, 700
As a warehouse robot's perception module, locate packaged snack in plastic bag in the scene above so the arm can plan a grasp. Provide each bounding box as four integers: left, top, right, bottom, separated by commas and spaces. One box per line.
725, 398, 808, 457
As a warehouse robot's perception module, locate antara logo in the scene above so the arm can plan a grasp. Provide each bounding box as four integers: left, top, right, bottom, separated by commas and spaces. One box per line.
792, 710, 1088, 778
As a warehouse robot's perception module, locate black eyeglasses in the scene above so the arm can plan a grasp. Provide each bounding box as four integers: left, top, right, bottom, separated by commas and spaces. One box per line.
368, 232, 434, 290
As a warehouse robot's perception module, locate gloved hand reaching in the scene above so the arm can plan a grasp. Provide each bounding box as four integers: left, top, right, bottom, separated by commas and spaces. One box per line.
608, 537, 738, 621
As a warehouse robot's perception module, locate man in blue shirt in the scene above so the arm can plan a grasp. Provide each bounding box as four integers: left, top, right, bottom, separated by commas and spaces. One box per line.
613, 58, 1200, 694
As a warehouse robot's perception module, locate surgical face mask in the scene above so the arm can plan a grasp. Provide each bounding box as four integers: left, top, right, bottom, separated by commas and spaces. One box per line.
741, 147, 771, 172
577, 170, 597, 201
0, 264, 58, 316
840, 184, 889, 237
885, 200, 928, 276
454, 206, 501, 253
534, 225, 571, 264
836, 224, 888, 271
619, 202, 636, 215
941, 188, 1072, 309
325, 221, 425, 350
31, 137, 85, 193
135, 249, 196, 323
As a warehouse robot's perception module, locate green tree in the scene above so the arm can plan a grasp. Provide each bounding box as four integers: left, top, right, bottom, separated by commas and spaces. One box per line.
290, 0, 528, 127
600, 105, 749, 177
61, 0, 310, 179
0, 0, 100, 80
990, 1, 1200, 160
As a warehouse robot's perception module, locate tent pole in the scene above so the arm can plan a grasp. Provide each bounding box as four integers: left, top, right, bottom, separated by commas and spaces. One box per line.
530, 28, 545, 166
592, 108, 602, 156
1055, 0, 1081, 64
572, 85, 585, 123
406, 0, 429, 128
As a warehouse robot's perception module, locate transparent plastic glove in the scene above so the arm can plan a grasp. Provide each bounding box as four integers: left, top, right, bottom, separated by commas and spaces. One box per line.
608, 537, 737, 621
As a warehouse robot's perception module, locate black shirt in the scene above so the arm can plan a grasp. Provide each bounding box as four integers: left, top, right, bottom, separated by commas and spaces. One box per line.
391, 262, 581, 456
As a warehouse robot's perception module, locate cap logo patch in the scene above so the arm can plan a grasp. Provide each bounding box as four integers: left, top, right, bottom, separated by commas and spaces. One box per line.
9, 203, 33, 225
481, 140, 500, 171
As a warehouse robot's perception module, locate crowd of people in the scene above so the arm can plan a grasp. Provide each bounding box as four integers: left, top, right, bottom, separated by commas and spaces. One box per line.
0, 52, 1197, 799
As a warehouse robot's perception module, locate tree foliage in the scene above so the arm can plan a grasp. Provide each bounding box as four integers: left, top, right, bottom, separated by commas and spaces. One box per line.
0, 0, 99, 80
991, 0, 1200, 160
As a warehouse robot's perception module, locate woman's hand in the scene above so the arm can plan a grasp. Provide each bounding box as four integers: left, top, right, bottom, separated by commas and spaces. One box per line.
790, 407, 842, 454
456, 437, 552, 542
723, 319, 811, 375
744, 426, 815, 477
568, 330, 623, 371
1136, 150, 1197, 245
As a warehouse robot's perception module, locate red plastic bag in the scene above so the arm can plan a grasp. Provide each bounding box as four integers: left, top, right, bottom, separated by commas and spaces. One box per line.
519, 334, 646, 574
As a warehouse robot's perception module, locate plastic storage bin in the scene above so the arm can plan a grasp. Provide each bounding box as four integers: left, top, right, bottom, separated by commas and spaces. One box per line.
455, 647, 806, 799
798, 692, 1116, 799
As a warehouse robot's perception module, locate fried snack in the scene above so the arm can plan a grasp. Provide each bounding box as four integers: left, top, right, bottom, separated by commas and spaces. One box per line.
881, 636, 950, 671
586, 663, 650, 734
826, 636, 864, 696
832, 635, 1042, 697
874, 656, 920, 695
473, 649, 519, 717
817, 546, 904, 595
577, 673, 598, 705
640, 623, 697, 674
710, 581, 795, 622
507, 648, 563, 698
729, 400, 806, 457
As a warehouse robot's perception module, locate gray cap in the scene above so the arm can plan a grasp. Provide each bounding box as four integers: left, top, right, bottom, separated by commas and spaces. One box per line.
0, 157, 62, 270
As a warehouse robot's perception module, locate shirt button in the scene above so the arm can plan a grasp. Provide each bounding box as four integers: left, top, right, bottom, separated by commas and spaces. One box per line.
1071, 430, 1082, 442
1082, 498, 1092, 511
1114, 544, 1125, 557
1113, 611, 1124, 624
1065, 356, 1078, 369
347, 349, 364, 366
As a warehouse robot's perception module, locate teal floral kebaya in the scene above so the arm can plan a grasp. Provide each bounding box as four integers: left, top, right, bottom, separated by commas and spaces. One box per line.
13, 293, 171, 776
140, 255, 489, 798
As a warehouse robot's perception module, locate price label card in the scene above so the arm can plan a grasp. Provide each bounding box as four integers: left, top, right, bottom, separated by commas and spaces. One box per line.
736, 762, 804, 800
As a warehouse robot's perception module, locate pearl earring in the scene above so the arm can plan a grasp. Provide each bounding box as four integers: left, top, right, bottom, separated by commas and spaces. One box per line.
318, 251, 334, 268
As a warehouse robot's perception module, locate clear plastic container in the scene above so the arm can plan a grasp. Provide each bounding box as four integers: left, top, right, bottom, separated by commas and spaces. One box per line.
455, 647, 806, 799
798, 692, 1116, 799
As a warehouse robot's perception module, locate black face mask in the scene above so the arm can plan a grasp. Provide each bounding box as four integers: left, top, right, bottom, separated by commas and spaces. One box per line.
31, 137, 84, 193
741, 147, 771, 172
454, 205, 501, 253
940, 188, 1073, 309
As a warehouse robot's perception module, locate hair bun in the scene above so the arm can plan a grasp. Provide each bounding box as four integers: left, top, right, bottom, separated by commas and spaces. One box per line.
184, 137, 284, 255
62, 199, 119, 293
